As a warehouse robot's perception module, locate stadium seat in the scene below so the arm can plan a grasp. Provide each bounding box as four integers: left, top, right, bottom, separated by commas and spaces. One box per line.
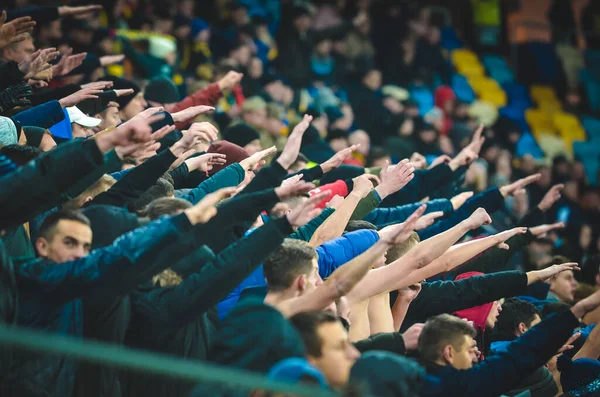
573, 141, 600, 185
441, 26, 462, 51
451, 74, 476, 103
502, 82, 532, 107
583, 117, 600, 142
409, 86, 434, 116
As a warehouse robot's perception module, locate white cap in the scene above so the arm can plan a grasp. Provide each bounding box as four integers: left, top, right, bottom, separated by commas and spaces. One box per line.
66, 106, 102, 128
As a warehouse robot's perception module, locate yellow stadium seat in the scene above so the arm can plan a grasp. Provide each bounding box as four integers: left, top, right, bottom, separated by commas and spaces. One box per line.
530, 85, 559, 105
452, 49, 479, 65
479, 89, 507, 107
456, 62, 485, 77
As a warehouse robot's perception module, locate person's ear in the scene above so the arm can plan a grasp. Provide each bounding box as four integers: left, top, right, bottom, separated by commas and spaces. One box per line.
35, 237, 50, 257
295, 274, 307, 294
517, 322, 527, 335
442, 344, 454, 365
83, 196, 93, 204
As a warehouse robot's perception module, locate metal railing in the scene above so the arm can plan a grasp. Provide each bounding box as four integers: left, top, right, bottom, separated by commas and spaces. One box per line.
0, 324, 337, 397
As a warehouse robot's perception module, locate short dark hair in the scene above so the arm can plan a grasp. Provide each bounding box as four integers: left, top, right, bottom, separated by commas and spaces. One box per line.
386, 232, 420, 264
540, 255, 572, 270
144, 197, 192, 220
0, 145, 43, 166
344, 220, 378, 232
264, 239, 317, 291
541, 302, 572, 318
130, 178, 174, 213
289, 311, 341, 357
419, 314, 476, 365
365, 147, 389, 167
494, 298, 541, 337
38, 210, 91, 241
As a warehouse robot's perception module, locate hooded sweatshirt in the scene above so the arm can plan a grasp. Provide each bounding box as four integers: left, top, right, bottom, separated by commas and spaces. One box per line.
453, 271, 495, 359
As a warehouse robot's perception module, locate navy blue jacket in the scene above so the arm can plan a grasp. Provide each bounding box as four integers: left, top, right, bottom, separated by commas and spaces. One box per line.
370, 198, 453, 228
423, 310, 579, 397
8, 214, 203, 397
12, 100, 65, 129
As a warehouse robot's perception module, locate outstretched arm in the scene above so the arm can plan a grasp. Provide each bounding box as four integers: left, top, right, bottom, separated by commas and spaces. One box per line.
347, 208, 492, 304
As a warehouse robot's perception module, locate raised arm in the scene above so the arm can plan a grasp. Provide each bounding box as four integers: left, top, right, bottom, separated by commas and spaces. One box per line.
346, 208, 492, 304
276, 207, 427, 317
401, 227, 527, 285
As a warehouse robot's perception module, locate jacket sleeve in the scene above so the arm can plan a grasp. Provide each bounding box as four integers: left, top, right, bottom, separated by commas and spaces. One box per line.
152, 216, 294, 327
434, 310, 579, 397
88, 149, 177, 208
240, 161, 288, 195
11, 100, 65, 128
289, 165, 324, 182
30, 84, 80, 106
7, 6, 59, 23
17, 214, 199, 305
315, 229, 379, 279
402, 271, 528, 331
169, 162, 190, 189
380, 164, 454, 207
179, 164, 245, 204
417, 187, 505, 241
63, 150, 122, 200
0, 62, 25, 90
350, 190, 382, 221
170, 83, 223, 130
309, 180, 349, 209
0, 138, 105, 230
289, 207, 335, 242
354, 332, 406, 355
367, 198, 453, 227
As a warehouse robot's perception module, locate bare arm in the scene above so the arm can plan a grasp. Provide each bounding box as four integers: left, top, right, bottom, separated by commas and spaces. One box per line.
368, 293, 395, 335
347, 208, 492, 304
277, 207, 426, 317
573, 324, 600, 360
398, 227, 527, 286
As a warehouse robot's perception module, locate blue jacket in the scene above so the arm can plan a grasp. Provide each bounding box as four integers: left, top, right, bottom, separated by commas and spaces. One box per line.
178, 164, 245, 204
216, 229, 379, 319
12, 100, 65, 129
423, 310, 579, 397
368, 198, 453, 228
11, 214, 199, 397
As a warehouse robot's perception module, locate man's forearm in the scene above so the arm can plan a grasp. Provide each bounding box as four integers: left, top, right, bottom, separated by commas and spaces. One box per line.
309, 192, 362, 247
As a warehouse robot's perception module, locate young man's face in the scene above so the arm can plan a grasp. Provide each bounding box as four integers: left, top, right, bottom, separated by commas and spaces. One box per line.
121, 93, 147, 121
304, 257, 321, 292
550, 270, 579, 303
71, 123, 94, 138
3, 39, 35, 63
243, 139, 263, 156
36, 220, 92, 263
96, 105, 122, 131
448, 334, 478, 370
485, 300, 502, 329
308, 321, 360, 389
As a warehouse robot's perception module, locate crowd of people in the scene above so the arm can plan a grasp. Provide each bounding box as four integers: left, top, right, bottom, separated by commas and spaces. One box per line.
1, 0, 600, 396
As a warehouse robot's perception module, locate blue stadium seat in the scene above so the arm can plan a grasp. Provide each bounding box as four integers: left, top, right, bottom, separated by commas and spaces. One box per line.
527, 42, 562, 84
583, 117, 600, 142
409, 85, 434, 115
573, 141, 600, 185
502, 82, 532, 107
580, 70, 600, 112
451, 74, 475, 103
516, 131, 545, 159
441, 26, 462, 51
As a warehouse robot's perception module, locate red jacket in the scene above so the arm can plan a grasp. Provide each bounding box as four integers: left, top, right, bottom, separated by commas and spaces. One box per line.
170, 83, 223, 130
309, 180, 348, 209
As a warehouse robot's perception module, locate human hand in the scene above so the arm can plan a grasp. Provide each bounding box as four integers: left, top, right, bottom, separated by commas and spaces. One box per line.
52, 49, 87, 77
414, 211, 444, 231
129, 107, 165, 123
374, 159, 415, 199
451, 191, 474, 210
428, 154, 452, 169
58, 5, 103, 19
277, 114, 313, 169
532, 262, 580, 283
464, 208, 492, 230
81, 80, 114, 90
401, 323, 424, 351
538, 184, 564, 212
240, 146, 277, 171
95, 117, 156, 154
321, 144, 360, 173
59, 87, 103, 108
0, 82, 32, 112
378, 205, 426, 245
449, 148, 478, 171
326, 195, 344, 209
529, 222, 566, 237
557, 333, 582, 354
19, 48, 60, 79
351, 175, 374, 199
184, 187, 237, 225
114, 89, 135, 97
499, 174, 541, 198
171, 105, 214, 123
466, 124, 486, 154
185, 121, 218, 143
275, 180, 316, 200
217, 71, 244, 92
493, 227, 527, 249
185, 153, 227, 172
100, 54, 125, 66
286, 190, 330, 227
0, 12, 35, 48
397, 283, 422, 303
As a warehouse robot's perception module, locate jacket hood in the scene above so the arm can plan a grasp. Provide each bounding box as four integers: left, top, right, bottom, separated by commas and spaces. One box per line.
453, 272, 494, 332
558, 355, 600, 396
434, 86, 456, 113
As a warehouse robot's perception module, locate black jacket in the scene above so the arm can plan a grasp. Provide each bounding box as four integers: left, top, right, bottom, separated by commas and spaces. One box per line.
423, 310, 579, 397
0, 138, 105, 230
401, 271, 529, 332
122, 214, 293, 397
